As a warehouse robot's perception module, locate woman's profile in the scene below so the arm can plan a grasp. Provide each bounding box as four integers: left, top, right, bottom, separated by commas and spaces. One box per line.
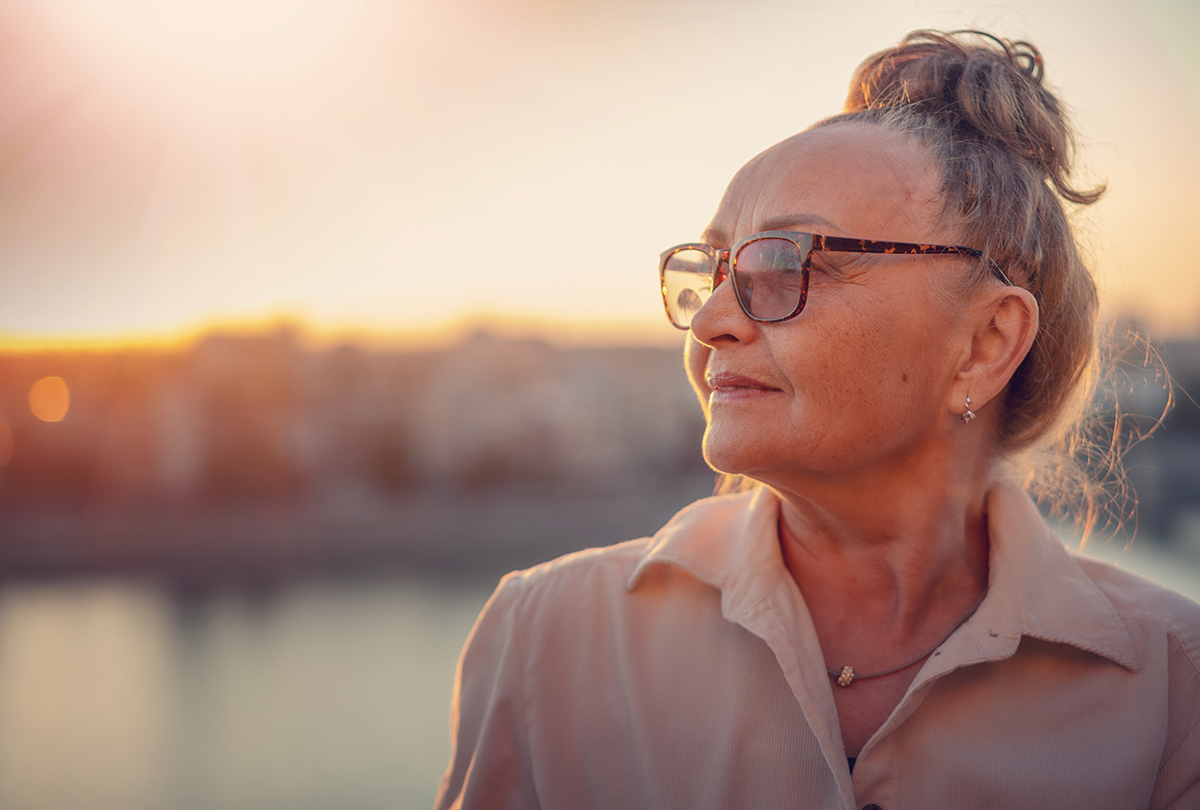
436, 30, 1200, 809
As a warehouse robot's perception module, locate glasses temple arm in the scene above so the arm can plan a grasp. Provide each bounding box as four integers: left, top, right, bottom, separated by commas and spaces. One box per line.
815, 235, 1014, 286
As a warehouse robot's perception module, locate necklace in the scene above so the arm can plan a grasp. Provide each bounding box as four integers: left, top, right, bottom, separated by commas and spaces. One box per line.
825, 590, 987, 687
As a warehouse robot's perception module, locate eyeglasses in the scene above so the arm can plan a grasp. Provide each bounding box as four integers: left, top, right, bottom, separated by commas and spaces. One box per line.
659, 230, 1012, 330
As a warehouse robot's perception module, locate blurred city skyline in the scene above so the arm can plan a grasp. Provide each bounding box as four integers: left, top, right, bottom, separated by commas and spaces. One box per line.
0, 323, 1197, 581
0, 327, 714, 580
0, 0, 1197, 349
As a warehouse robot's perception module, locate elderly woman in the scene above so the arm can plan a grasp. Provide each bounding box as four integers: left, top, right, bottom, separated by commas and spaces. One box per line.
436, 31, 1200, 809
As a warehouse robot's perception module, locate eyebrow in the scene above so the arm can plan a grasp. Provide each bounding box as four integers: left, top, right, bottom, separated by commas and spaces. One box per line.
702, 212, 842, 245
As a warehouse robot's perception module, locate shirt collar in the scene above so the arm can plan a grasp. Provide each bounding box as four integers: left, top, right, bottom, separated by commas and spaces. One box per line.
627, 487, 788, 623
628, 480, 1139, 673
974, 479, 1139, 672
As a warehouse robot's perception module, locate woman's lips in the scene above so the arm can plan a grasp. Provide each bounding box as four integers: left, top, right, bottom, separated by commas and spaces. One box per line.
706, 372, 780, 401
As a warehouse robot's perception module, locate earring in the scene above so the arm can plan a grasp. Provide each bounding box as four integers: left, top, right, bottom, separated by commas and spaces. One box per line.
961, 396, 975, 424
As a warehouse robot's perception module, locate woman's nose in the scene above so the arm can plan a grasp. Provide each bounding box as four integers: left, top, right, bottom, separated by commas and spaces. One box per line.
689, 273, 757, 348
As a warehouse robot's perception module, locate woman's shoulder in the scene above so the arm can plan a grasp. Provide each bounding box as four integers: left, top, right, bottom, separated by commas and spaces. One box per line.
490, 491, 755, 611
1071, 552, 1200, 664
499, 535, 653, 597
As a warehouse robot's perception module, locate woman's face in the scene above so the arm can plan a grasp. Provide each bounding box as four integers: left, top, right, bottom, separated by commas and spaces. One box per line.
685, 121, 975, 487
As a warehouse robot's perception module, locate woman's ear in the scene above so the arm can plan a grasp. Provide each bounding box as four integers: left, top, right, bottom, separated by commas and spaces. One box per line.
950, 286, 1039, 417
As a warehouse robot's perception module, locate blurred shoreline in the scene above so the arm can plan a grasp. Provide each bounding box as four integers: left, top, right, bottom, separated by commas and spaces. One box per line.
0, 473, 718, 585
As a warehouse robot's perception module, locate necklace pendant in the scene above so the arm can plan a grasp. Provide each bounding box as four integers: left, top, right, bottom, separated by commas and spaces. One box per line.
836, 665, 855, 687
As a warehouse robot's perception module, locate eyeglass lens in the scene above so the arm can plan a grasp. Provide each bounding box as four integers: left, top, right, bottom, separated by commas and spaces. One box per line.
662, 248, 715, 328
734, 238, 808, 321
662, 237, 810, 329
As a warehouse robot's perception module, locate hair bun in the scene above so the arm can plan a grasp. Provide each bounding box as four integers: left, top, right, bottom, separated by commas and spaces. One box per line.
846, 30, 1101, 205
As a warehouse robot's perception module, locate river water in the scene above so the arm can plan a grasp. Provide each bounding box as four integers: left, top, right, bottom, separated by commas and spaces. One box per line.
0, 575, 494, 810
1, 536, 1197, 810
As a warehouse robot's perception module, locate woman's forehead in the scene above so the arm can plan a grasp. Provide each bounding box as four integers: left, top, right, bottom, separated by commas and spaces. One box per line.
708, 122, 945, 244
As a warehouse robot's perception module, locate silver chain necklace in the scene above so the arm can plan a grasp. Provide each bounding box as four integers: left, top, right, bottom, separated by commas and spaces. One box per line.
826, 590, 987, 687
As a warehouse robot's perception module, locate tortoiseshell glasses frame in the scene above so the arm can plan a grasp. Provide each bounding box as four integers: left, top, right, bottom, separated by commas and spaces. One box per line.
659, 230, 1012, 330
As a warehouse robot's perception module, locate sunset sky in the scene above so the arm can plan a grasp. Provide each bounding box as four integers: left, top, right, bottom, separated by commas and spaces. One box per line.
0, 0, 1196, 347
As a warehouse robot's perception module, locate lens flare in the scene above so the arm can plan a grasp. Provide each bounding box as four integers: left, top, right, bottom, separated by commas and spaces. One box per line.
29, 377, 70, 423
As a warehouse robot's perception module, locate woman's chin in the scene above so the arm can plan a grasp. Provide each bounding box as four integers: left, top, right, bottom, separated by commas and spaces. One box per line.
702, 435, 764, 480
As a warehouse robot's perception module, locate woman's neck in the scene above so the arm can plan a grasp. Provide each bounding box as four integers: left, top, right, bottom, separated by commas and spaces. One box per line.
771, 444, 993, 632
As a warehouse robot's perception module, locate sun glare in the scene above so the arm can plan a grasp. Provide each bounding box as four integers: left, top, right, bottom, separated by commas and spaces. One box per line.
3, 1, 1195, 346
29, 377, 71, 423
43, 0, 359, 81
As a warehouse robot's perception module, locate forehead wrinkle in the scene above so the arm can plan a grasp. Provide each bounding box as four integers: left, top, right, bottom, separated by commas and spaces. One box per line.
704, 122, 952, 251
853, 125, 946, 240
782, 123, 946, 241
757, 213, 841, 233
703, 151, 771, 245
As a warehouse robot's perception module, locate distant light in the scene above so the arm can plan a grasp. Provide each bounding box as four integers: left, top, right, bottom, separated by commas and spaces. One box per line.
29, 377, 71, 423
0, 422, 11, 465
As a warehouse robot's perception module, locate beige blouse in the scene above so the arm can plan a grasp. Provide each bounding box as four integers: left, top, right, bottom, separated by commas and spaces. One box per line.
436, 482, 1200, 809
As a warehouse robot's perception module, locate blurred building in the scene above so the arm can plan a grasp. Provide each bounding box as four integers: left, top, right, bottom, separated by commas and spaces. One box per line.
1117, 337, 1200, 539
0, 325, 1195, 578
0, 328, 709, 577
0, 329, 705, 501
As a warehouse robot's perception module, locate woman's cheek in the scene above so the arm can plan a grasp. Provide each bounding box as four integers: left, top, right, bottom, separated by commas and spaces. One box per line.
684, 334, 712, 418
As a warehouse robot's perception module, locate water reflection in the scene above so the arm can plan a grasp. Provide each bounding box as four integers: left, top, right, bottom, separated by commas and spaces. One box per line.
0, 581, 170, 810
0, 577, 492, 810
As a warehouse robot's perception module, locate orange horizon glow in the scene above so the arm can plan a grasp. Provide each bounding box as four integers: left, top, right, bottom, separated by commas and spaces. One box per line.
0, 313, 688, 355
1, 301, 1196, 357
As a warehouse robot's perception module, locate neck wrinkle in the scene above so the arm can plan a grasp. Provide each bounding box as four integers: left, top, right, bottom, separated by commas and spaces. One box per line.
774, 475, 991, 636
